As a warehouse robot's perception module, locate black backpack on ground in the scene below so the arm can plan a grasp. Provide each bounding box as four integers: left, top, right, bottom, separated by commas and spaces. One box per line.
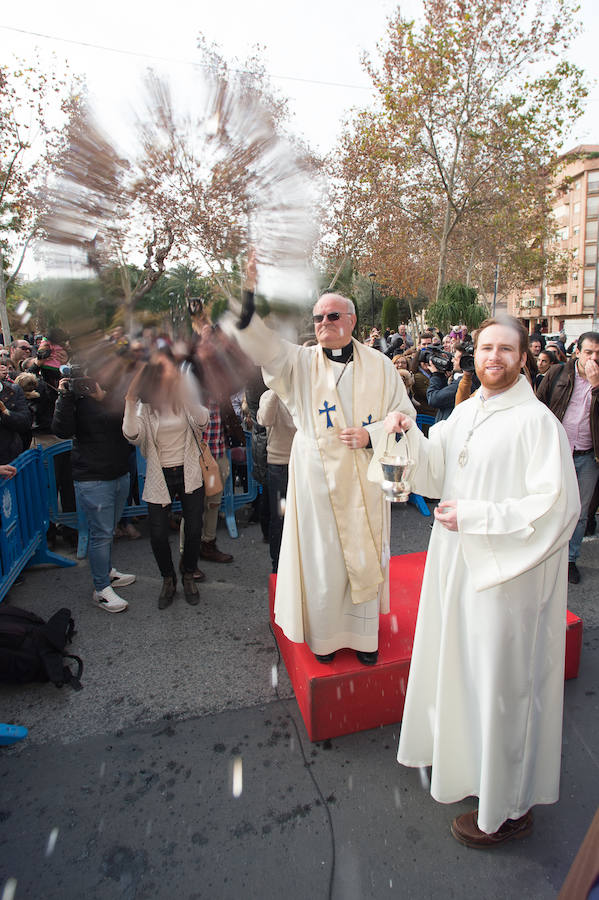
0, 605, 83, 690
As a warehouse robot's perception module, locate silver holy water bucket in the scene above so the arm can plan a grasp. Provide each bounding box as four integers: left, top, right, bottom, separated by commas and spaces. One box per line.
379, 454, 414, 503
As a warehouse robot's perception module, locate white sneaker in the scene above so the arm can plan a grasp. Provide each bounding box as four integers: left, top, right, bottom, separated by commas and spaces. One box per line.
93, 585, 128, 613
109, 567, 136, 588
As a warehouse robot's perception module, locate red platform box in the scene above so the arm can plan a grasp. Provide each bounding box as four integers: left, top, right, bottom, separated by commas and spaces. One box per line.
565, 609, 583, 681
269, 552, 583, 742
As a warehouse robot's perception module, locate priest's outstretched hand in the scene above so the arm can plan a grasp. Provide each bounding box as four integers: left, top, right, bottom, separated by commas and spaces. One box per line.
384, 411, 414, 433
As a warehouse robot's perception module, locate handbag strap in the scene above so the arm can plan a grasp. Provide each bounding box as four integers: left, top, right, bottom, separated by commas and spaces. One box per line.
185, 412, 206, 459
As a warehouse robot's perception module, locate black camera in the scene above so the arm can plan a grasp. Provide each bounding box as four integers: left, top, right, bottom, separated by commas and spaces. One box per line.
421, 348, 453, 373
59, 364, 96, 398
460, 343, 475, 373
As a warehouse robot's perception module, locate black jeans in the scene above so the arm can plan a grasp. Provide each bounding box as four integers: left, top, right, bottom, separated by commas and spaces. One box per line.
147, 466, 204, 578
267, 463, 289, 573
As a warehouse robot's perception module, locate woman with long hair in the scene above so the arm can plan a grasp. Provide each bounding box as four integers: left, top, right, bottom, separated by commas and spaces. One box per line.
123, 349, 209, 608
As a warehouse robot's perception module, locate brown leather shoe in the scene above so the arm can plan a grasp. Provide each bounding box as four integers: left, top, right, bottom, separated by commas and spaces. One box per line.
179, 557, 206, 582
451, 809, 533, 849
199, 539, 233, 563
158, 575, 176, 610
182, 573, 200, 605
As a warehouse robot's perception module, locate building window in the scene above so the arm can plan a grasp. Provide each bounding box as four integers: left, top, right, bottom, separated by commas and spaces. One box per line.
587, 196, 599, 217
574, 201, 581, 215
585, 244, 598, 265
588, 170, 599, 193
571, 294, 578, 303
586, 220, 598, 241
553, 204, 568, 219
583, 268, 596, 289
573, 225, 580, 236
583, 291, 595, 309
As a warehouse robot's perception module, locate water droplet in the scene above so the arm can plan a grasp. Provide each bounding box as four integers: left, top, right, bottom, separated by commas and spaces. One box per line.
393, 786, 401, 808
45, 827, 59, 857
232, 756, 243, 798
418, 767, 430, 790
2, 878, 17, 900
271, 665, 278, 688
390, 615, 398, 634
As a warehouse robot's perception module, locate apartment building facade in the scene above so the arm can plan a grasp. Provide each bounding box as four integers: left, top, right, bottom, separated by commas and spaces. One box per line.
511, 145, 599, 336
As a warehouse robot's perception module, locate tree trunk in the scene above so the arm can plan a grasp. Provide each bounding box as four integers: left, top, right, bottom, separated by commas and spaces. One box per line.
406, 295, 418, 343
436, 199, 453, 300
0, 251, 12, 346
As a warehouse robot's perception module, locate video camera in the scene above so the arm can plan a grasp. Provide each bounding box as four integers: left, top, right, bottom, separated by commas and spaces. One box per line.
421, 348, 453, 374
59, 364, 96, 398
460, 343, 475, 373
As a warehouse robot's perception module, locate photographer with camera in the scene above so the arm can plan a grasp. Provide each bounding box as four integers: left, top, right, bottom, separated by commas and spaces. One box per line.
52, 361, 136, 613
426, 342, 478, 422
409, 348, 439, 431
35, 329, 69, 390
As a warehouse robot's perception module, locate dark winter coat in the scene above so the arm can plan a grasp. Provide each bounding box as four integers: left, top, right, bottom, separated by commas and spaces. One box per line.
52, 390, 131, 481
0, 381, 32, 465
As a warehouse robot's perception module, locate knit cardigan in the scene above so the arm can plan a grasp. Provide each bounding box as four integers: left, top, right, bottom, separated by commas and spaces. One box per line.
123, 395, 209, 506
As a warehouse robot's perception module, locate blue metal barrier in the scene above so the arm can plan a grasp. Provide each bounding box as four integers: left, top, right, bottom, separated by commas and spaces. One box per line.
43, 430, 258, 555
408, 413, 436, 518
222, 431, 258, 538
0, 447, 74, 603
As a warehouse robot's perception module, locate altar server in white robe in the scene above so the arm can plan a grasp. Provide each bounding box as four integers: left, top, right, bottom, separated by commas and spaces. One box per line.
230, 286, 415, 666
382, 316, 580, 849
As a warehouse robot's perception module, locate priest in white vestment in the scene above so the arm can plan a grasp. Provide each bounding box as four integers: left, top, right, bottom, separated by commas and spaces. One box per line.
229, 289, 415, 665
382, 317, 580, 848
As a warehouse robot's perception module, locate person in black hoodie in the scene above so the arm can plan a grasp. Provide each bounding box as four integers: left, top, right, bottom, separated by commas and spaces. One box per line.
52, 365, 136, 613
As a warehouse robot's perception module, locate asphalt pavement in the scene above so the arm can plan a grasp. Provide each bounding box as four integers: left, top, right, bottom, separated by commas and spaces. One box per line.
0, 502, 598, 900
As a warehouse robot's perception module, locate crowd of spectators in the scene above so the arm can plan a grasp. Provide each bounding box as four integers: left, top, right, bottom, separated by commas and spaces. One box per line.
1, 312, 597, 610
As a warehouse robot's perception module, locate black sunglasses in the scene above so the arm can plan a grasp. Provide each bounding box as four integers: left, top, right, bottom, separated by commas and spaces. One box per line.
313, 312, 350, 323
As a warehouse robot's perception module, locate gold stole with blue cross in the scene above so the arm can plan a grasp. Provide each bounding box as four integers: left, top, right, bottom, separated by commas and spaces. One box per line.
311, 340, 386, 605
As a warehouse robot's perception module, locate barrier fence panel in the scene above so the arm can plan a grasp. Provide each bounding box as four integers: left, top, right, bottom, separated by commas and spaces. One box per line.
43, 429, 258, 555
0, 447, 74, 604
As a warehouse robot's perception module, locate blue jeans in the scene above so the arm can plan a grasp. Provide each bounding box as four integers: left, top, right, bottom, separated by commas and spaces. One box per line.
569, 452, 599, 562
75, 475, 130, 590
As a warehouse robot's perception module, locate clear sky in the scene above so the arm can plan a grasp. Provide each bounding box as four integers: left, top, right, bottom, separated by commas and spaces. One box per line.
2, 0, 597, 156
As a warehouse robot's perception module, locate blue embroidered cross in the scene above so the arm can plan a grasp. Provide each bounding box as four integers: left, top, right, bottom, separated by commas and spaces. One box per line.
362, 414, 373, 426
319, 400, 336, 428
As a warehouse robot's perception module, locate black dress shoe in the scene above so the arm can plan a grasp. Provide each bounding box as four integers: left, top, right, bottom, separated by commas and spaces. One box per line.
568, 561, 581, 584
356, 650, 378, 666
314, 652, 336, 663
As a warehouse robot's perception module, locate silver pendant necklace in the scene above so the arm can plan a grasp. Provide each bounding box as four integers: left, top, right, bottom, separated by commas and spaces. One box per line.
457, 409, 499, 467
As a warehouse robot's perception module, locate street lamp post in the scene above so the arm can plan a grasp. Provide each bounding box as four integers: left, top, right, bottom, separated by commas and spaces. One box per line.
369, 273, 377, 329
